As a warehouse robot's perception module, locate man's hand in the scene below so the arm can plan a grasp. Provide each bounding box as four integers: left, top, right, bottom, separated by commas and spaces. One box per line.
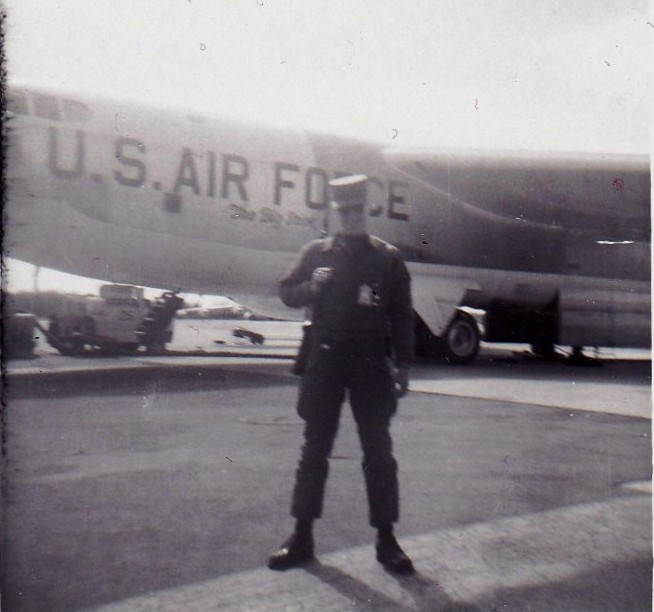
310, 267, 334, 294
393, 366, 409, 398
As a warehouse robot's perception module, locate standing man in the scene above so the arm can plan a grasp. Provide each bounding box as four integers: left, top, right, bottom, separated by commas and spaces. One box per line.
268, 175, 415, 574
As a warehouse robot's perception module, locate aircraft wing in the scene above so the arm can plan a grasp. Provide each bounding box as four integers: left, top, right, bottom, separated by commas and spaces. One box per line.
383, 148, 650, 240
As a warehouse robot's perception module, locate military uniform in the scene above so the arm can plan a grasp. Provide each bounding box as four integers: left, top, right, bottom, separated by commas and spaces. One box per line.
268, 174, 415, 574
279, 232, 414, 527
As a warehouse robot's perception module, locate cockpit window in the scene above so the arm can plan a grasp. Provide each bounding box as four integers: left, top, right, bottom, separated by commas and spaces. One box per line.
63, 98, 91, 122
33, 93, 61, 121
7, 90, 28, 115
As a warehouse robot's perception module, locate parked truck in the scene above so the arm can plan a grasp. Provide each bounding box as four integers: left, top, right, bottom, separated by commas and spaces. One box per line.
44, 284, 183, 355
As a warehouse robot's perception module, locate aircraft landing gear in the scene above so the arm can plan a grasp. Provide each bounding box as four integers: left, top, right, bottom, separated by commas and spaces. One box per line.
415, 311, 480, 364
439, 311, 480, 364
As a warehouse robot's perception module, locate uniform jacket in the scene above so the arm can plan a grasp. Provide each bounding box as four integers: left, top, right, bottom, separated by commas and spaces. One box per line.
279, 234, 414, 367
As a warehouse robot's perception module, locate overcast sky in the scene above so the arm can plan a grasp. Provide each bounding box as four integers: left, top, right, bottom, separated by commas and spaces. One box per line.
4, 0, 651, 293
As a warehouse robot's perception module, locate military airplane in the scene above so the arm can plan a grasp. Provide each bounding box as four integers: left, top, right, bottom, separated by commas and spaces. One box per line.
4, 83, 650, 363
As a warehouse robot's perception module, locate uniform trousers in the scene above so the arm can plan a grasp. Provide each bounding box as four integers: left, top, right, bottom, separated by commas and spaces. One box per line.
291, 338, 399, 527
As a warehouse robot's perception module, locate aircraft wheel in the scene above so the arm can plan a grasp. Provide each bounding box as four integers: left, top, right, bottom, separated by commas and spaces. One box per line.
440, 312, 480, 364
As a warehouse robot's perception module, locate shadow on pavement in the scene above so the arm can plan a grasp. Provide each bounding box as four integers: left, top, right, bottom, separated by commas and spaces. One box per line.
482, 558, 652, 611
6, 366, 297, 400
305, 560, 484, 611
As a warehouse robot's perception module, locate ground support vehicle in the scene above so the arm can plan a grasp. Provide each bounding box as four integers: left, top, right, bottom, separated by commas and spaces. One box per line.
44, 285, 182, 355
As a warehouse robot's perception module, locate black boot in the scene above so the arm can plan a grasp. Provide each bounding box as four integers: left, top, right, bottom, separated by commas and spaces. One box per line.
268, 521, 314, 571
376, 526, 414, 574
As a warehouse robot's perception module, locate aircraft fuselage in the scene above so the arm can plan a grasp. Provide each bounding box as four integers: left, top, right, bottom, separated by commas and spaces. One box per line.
5, 85, 651, 350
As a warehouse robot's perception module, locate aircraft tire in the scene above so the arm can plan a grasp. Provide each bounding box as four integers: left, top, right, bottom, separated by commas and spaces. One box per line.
439, 312, 480, 364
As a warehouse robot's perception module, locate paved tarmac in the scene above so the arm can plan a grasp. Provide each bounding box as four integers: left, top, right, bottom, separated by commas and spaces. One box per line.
2, 320, 652, 611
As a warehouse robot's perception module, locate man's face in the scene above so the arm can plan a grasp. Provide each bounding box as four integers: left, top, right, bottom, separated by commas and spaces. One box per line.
334, 201, 367, 235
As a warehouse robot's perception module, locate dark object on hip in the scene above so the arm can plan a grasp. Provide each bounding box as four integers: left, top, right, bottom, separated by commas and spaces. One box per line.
293, 322, 314, 376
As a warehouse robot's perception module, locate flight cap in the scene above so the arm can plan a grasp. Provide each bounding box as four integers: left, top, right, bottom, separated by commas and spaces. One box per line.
329, 174, 368, 211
